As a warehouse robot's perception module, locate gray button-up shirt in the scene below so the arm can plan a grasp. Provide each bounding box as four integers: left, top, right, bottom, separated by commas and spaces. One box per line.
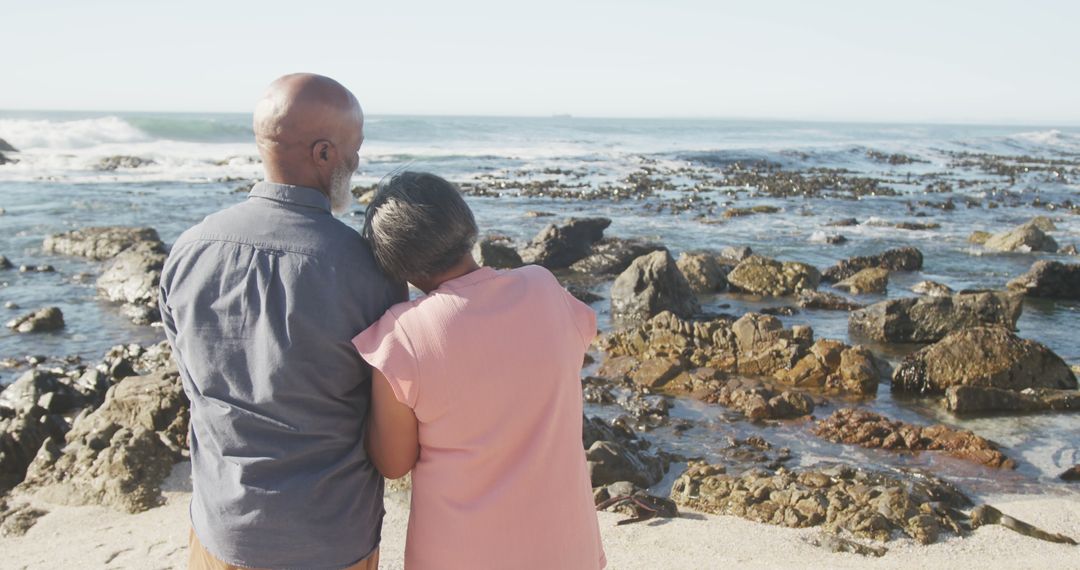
160, 182, 404, 569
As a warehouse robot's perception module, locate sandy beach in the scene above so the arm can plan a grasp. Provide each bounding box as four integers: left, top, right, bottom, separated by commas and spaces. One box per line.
1, 462, 1077, 569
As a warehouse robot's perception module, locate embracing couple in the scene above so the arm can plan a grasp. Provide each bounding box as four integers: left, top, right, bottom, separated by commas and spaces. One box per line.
159, 73, 606, 569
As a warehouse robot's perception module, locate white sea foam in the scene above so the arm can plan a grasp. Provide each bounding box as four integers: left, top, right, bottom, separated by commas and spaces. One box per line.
0, 116, 150, 150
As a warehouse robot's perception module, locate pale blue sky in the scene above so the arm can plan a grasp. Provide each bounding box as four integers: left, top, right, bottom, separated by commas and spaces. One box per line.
2, 0, 1077, 123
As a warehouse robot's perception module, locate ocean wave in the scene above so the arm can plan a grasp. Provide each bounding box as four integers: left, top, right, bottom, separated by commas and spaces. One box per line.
0, 116, 149, 150
1005, 129, 1080, 153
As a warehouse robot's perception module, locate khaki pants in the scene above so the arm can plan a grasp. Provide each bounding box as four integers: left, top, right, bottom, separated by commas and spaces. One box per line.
188, 529, 380, 570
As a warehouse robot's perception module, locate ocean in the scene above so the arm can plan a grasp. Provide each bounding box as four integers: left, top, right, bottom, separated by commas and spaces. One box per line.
0, 111, 1078, 499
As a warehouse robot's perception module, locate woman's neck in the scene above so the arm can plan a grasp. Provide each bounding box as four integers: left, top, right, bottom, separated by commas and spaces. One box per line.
415, 254, 481, 294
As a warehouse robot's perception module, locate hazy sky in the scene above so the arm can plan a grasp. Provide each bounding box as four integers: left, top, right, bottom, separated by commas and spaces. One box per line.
2, 0, 1077, 123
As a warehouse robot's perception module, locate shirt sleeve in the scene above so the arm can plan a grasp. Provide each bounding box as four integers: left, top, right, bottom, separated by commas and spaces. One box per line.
562, 289, 598, 351
352, 306, 421, 409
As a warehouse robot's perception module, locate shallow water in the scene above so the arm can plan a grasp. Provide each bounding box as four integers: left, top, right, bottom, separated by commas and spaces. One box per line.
1, 112, 1078, 501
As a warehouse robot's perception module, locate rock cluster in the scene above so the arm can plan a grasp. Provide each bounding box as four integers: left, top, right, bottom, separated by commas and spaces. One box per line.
813, 408, 1015, 469
822, 247, 923, 283
43, 226, 166, 324
0, 341, 178, 507
671, 460, 970, 544
601, 311, 884, 401
849, 291, 1022, 343
18, 370, 188, 513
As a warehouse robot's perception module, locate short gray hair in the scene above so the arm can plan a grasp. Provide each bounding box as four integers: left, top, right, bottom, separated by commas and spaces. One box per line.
362, 171, 478, 283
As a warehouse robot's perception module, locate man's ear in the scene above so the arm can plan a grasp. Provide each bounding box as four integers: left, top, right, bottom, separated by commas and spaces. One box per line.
312, 140, 333, 164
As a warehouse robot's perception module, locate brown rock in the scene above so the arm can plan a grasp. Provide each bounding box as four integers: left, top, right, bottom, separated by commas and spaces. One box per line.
629, 359, 684, 390
814, 408, 1015, 469
1007, 260, 1080, 300
834, 267, 889, 295
983, 221, 1058, 253
610, 251, 699, 321
822, 247, 923, 283
893, 326, 1076, 396
849, 291, 1022, 343
796, 290, 863, 311
676, 251, 730, 293
727, 256, 821, 296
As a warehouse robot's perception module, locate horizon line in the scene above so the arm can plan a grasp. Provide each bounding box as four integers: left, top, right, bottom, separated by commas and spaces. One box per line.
2, 107, 1080, 129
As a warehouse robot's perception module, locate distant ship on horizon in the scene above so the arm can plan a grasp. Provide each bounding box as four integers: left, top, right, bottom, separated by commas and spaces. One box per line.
552, 113, 572, 119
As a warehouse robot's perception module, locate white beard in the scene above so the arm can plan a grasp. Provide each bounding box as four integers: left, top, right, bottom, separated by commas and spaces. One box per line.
329, 164, 354, 215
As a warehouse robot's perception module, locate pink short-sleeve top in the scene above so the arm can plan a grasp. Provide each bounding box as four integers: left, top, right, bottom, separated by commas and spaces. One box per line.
353, 265, 606, 570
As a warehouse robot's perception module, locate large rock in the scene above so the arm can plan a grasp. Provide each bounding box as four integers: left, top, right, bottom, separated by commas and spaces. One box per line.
813, 408, 1015, 469
18, 371, 188, 513
0, 138, 17, 152
727, 256, 820, 296
571, 238, 666, 275
5, 307, 64, 333
676, 251, 731, 293
471, 237, 523, 269
834, 267, 889, 295
892, 326, 1077, 396
43, 226, 161, 261
519, 217, 610, 269
96, 241, 167, 325
822, 247, 923, 283
611, 251, 699, 320
0, 255, 12, 270
849, 291, 1022, 343
1007, 260, 1080, 300
983, 221, 1058, 253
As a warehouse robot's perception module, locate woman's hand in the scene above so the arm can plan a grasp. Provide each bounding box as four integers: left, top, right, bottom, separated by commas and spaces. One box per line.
365, 368, 420, 479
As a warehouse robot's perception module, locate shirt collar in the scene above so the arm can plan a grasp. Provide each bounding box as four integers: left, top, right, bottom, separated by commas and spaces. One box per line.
249, 181, 332, 213
438, 266, 500, 292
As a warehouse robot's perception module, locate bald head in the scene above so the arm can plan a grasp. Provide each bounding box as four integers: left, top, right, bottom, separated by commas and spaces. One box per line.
253, 73, 364, 213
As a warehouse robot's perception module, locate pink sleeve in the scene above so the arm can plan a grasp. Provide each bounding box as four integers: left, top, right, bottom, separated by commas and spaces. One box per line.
352, 307, 421, 409
563, 290, 598, 351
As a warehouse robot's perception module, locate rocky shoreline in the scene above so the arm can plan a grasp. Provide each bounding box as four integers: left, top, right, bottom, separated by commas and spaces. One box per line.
2, 144, 1079, 557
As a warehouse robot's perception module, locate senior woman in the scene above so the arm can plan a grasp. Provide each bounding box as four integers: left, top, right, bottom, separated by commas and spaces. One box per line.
351, 172, 606, 569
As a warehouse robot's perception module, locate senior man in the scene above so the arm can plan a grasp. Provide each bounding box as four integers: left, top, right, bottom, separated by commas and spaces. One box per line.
160, 73, 404, 570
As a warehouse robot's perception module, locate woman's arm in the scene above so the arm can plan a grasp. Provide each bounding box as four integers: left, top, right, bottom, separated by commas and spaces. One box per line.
366, 368, 420, 479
